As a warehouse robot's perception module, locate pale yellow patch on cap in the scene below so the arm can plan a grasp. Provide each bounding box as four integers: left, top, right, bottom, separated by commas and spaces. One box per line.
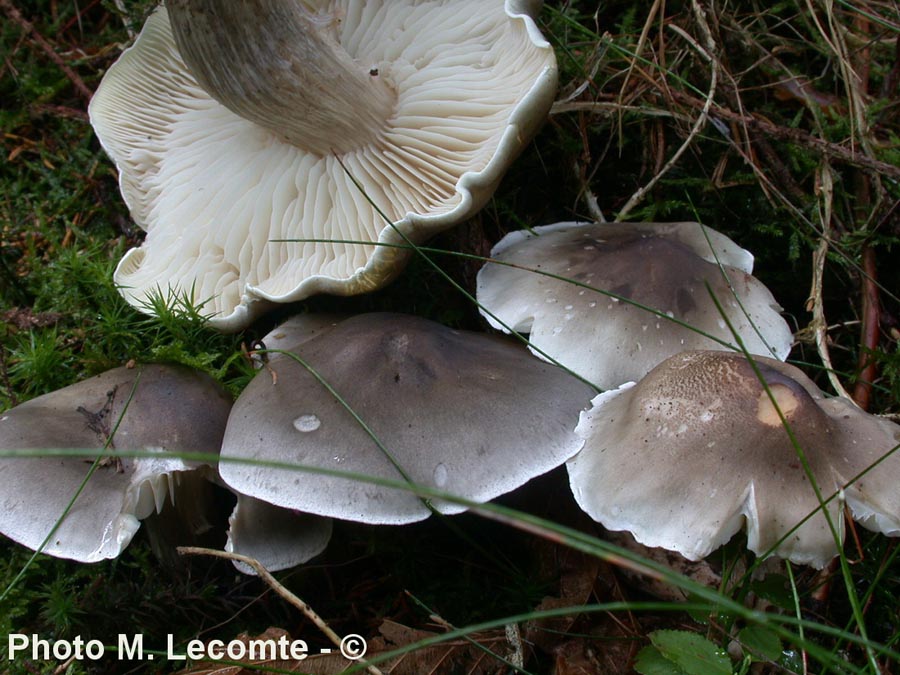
756, 383, 799, 427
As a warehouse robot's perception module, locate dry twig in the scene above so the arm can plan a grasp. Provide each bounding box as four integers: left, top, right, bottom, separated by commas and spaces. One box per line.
177, 547, 385, 675
807, 164, 858, 403
617, 0, 718, 220
669, 90, 900, 180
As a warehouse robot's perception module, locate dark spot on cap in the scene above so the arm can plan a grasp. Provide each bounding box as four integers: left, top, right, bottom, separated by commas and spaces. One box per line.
676, 287, 697, 315
610, 284, 633, 299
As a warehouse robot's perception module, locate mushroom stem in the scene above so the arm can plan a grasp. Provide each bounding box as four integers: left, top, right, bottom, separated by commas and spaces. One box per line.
166, 0, 396, 155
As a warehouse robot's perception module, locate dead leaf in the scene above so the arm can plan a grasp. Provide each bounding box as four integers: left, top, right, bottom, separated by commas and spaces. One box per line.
174, 621, 517, 675
604, 530, 732, 602
174, 627, 357, 675
368, 619, 512, 674
526, 547, 600, 653
2, 307, 63, 331
552, 640, 604, 675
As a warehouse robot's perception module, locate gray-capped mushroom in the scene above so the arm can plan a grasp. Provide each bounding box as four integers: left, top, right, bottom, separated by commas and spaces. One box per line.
89, 1, 558, 331
223, 314, 345, 573
219, 313, 594, 524
225, 494, 333, 574
0, 364, 231, 562
567, 350, 900, 567
476, 221, 793, 389
252, 313, 348, 358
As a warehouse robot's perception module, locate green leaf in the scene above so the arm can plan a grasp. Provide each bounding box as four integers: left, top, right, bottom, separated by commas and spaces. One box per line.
650, 630, 733, 675
738, 626, 783, 662
684, 592, 713, 625
634, 645, 687, 675
749, 574, 794, 610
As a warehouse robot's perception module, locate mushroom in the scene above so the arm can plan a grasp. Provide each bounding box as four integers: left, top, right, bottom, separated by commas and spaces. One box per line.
224, 313, 347, 573
252, 313, 348, 356
567, 350, 900, 567
476, 221, 793, 389
0, 364, 231, 562
219, 313, 594, 524
226, 494, 333, 574
89, 1, 558, 331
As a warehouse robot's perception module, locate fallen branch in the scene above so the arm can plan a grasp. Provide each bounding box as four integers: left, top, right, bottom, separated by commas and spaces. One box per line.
670, 90, 900, 180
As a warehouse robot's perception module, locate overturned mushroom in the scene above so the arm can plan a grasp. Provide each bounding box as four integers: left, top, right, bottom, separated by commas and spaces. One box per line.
567, 350, 900, 567
0, 364, 231, 562
219, 313, 594, 524
476, 221, 793, 389
89, 1, 558, 331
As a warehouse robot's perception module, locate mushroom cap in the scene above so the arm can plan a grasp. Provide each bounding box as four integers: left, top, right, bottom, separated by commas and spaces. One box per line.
0, 364, 231, 562
256, 313, 348, 356
219, 313, 593, 524
225, 494, 332, 574
89, 2, 558, 331
476, 221, 793, 389
567, 350, 900, 567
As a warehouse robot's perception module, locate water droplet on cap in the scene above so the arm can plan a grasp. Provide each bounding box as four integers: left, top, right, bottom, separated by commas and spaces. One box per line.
293, 414, 321, 432
433, 463, 448, 487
